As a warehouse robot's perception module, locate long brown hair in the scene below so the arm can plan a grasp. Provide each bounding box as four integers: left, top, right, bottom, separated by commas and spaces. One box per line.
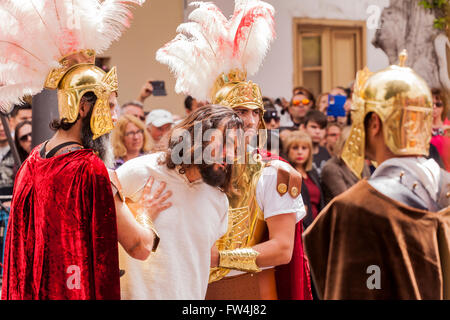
160, 104, 243, 193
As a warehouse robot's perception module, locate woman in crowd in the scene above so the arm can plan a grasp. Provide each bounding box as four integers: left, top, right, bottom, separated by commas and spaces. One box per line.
320, 126, 371, 205
430, 88, 450, 171
283, 131, 324, 230
111, 114, 152, 169
316, 92, 329, 114
14, 120, 32, 163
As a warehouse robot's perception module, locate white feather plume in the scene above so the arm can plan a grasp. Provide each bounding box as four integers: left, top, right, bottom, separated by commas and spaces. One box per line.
0, 0, 144, 113
156, 0, 275, 101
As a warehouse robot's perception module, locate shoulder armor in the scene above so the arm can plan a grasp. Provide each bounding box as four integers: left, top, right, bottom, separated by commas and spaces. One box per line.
266, 161, 302, 198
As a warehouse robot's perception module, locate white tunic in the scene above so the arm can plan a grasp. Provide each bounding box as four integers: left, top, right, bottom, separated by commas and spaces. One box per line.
116, 152, 229, 300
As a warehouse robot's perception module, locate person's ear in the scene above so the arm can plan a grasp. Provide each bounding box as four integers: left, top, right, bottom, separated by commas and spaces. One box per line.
368, 113, 382, 138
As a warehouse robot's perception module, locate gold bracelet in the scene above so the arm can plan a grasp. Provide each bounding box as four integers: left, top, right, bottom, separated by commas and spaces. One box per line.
136, 212, 160, 252
219, 248, 261, 273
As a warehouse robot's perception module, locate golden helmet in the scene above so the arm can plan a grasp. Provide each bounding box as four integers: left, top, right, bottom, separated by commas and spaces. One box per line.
44, 49, 118, 140
342, 50, 433, 178
211, 69, 265, 130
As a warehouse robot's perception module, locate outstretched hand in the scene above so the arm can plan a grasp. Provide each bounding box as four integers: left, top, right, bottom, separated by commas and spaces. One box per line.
138, 176, 172, 221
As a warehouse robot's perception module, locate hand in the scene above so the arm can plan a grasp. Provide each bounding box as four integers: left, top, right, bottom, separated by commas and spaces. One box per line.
138, 176, 172, 221
336, 116, 347, 125
327, 116, 336, 123
211, 245, 220, 267
281, 98, 290, 110
138, 80, 154, 103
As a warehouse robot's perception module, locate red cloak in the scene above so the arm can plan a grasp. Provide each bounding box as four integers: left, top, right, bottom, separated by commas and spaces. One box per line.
259, 149, 313, 300
1, 146, 120, 300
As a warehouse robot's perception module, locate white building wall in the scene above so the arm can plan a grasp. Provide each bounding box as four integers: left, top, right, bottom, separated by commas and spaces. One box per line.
186, 0, 391, 100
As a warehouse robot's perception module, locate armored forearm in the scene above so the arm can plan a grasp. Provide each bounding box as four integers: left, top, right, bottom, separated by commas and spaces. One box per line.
218, 248, 261, 273
136, 211, 160, 252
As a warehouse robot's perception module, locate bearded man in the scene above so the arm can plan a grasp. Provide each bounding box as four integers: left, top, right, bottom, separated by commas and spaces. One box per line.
0, 0, 157, 300
115, 104, 244, 299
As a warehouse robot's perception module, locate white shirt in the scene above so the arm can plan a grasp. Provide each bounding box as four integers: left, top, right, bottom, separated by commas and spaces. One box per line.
116, 152, 229, 300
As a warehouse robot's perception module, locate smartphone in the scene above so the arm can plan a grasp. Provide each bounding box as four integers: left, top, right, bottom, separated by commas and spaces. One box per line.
150, 81, 167, 96
327, 95, 346, 117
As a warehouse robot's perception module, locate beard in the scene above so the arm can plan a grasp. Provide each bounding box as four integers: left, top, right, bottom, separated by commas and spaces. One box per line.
81, 111, 115, 169
199, 163, 231, 188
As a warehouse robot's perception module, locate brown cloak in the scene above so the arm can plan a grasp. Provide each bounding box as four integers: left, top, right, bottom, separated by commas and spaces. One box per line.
303, 180, 450, 300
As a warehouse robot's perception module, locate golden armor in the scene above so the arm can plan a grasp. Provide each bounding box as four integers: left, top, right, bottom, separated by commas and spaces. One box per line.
342, 50, 433, 178
209, 70, 270, 283
44, 49, 118, 140
209, 152, 267, 282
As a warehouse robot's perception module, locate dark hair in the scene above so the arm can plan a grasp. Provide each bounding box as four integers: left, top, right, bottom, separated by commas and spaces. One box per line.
326, 121, 343, 132
49, 92, 97, 131
262, 97, 275, 110
160, 104, 243, 193
11, 103, 32, 118
14, 120, 32, 162
121, 100, 144, 110
304, 110, 327, 129
184, 95, 195, 111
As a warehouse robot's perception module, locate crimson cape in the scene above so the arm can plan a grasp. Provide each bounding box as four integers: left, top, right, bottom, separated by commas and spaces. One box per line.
1, 146, 120, 300
259, 149, 313, 300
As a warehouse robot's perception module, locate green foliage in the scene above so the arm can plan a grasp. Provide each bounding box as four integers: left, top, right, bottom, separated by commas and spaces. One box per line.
418, 0, 449, 30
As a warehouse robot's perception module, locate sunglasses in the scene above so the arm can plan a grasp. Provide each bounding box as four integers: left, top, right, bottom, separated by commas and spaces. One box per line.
292, 98, 310, 106
19, 133, 32, 142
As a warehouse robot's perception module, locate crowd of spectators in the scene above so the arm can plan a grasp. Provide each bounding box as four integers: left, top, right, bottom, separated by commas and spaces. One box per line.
0, 81, 448, 224
262, 84, 449, 231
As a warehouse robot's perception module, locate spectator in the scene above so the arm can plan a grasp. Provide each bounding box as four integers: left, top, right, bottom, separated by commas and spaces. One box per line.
293, 87, 316, 106
0, 120, 16, 201
284, 91, 315, 130
121, 101, 146, 122
320, 126, 371, 205
302, 110, 330, 175
430, 88, 450, 171
263, 107, 280, 130
283, 131, 324, 230
329, 86, 347, 97
316, 92, 329, 114
9, 103, 32, 133
111, 115, 152, 169
14, 120, 32, 163
327, 87, 350, 126
324, 122, 343, 156
146, 109, 174, 153
274, 97, 293, 128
